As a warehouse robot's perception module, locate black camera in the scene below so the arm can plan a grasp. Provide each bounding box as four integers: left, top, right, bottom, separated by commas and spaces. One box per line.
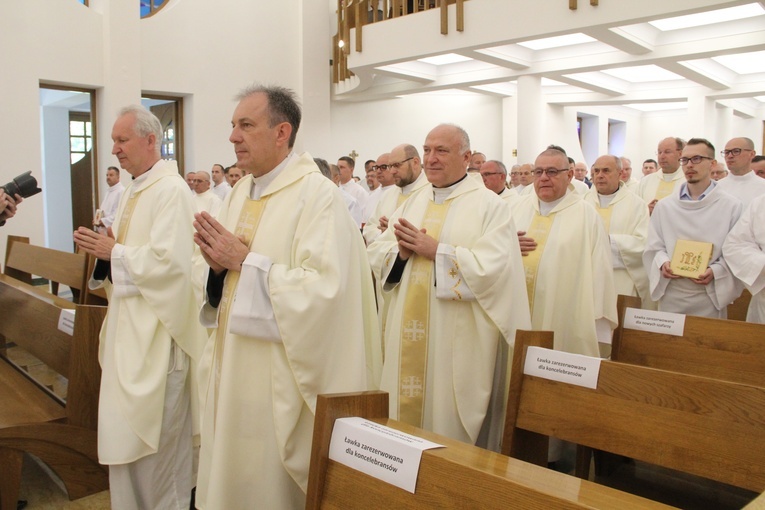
2, 171, 42, 199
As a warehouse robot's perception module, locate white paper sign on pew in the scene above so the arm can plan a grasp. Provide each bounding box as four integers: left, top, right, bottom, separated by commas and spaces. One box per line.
523, 346, 601, 389
328, 417, 444, 493
58, 309, 76, 336
623, 307, 685, 337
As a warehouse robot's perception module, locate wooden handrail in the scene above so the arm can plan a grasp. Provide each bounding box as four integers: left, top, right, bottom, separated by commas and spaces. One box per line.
333, 0, 467, 84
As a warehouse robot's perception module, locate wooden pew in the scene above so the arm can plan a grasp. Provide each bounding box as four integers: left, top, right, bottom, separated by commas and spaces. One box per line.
502, 330, 765, 499
0, 273, 108, 510
306, 391, 674, 509
612, 294, 765, 387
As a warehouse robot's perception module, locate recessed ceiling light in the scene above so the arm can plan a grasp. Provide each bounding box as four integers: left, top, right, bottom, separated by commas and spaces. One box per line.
712, 51, 765, 75
649, 3, 764, 31
418, 54, 473, 66
517, 33, 596, 51
601, 65, 683, 83
624, 102, 688, 112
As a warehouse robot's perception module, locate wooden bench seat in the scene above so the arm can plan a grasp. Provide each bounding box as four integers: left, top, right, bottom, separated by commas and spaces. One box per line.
503, 330, 765, 498
306, 391, 675, 509
0, 273, 107, 510
612, 294, 765, 387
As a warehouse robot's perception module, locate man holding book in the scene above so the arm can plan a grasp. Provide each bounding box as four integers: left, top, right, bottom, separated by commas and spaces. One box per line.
643, 138, 743, 318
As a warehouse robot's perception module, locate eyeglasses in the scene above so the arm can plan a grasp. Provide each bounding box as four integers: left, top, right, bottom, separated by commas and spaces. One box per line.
679, 156, 713, 165
388, 157, 414, 170
372, 164, 389, 171
532, 167, 569, 177
721, 148, 754, 157
480, 172, 504, 178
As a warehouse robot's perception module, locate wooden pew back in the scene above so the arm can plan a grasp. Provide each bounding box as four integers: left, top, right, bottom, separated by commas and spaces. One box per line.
0, 273, 104, 428
307, 391, 675, 509
504, 330, 765, 493
612, 294, 765, 387
3, 235, 88, 302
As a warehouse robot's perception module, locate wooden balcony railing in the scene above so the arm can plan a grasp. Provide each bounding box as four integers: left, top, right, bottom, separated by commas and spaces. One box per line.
333, 0, 466, 84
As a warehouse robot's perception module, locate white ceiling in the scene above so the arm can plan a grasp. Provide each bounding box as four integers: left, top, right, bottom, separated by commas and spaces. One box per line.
335, 0, 765, 116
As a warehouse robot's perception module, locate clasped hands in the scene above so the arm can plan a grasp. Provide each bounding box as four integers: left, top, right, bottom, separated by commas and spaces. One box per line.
394, 218, 438, 261
193, 211, 249, 274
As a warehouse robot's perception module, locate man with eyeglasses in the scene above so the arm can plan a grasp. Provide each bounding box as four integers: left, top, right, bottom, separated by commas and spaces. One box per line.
192, 170, 222, 216
715, 137, 765, 209
710, 161, 728, 181
644, 138, 743, 319
367, 124, 530, 451
637, 137, 686, 214
509, 164, 522, 189
363, 145, 428, 245
584, 155, 651, 321
364, 153, 395, 224
510, 147, 617, 360
481, 160, 517, 201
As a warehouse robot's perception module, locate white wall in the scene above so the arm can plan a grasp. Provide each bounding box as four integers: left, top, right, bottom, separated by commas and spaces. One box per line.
329, 92, 503, 177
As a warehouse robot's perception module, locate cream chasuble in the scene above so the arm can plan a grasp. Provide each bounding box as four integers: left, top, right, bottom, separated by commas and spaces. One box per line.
196, 153, 381, 510
510, 192, 617, 358
637, 168, 684, 204
92, 159, 205, 464
368, 177, 530, 446
584, 185, 651, 304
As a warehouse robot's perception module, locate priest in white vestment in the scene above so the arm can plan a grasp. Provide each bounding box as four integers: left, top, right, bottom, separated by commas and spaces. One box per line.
584, 155, 650, 308
364, 152, 395, 223
481, 159, 518, 202
192, 86, 381, 510
716, 137, 765, 210
510, 149, 617, 359
638, 137, 686, 214
367, 124, 530, 449
723, 193, 765, 323
94, 165, 124, 234
363, 144, 429, 245
74, 105, 205, 509
644, 138, 743, 319
191, 170, 222, 217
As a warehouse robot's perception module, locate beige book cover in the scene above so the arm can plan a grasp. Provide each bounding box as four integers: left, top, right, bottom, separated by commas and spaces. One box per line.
670, 239, 713, 278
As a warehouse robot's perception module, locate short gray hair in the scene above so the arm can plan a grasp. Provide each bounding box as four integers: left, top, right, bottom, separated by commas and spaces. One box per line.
118, 105, 163, 152
236, 84, 302, 148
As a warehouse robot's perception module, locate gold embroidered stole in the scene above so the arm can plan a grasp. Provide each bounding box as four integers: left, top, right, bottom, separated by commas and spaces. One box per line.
522, 212, 556, 315
654, 179, 675, 201
213, 195, 270, 410
398, 200, 451, 427
115, 194, 141, 244
596, 205, 613, 232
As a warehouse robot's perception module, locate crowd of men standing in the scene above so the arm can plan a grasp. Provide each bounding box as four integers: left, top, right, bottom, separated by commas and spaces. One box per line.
69, 84, 764, 509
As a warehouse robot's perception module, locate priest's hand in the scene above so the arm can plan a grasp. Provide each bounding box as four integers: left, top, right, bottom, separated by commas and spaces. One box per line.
660, 262, 681, 280
378, 215, 389, 233
690, 267, 713, 285
194, 211, 249, 274
517, 231, 537, 256
394, 217, 437, 261
74, 227, 116, 260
